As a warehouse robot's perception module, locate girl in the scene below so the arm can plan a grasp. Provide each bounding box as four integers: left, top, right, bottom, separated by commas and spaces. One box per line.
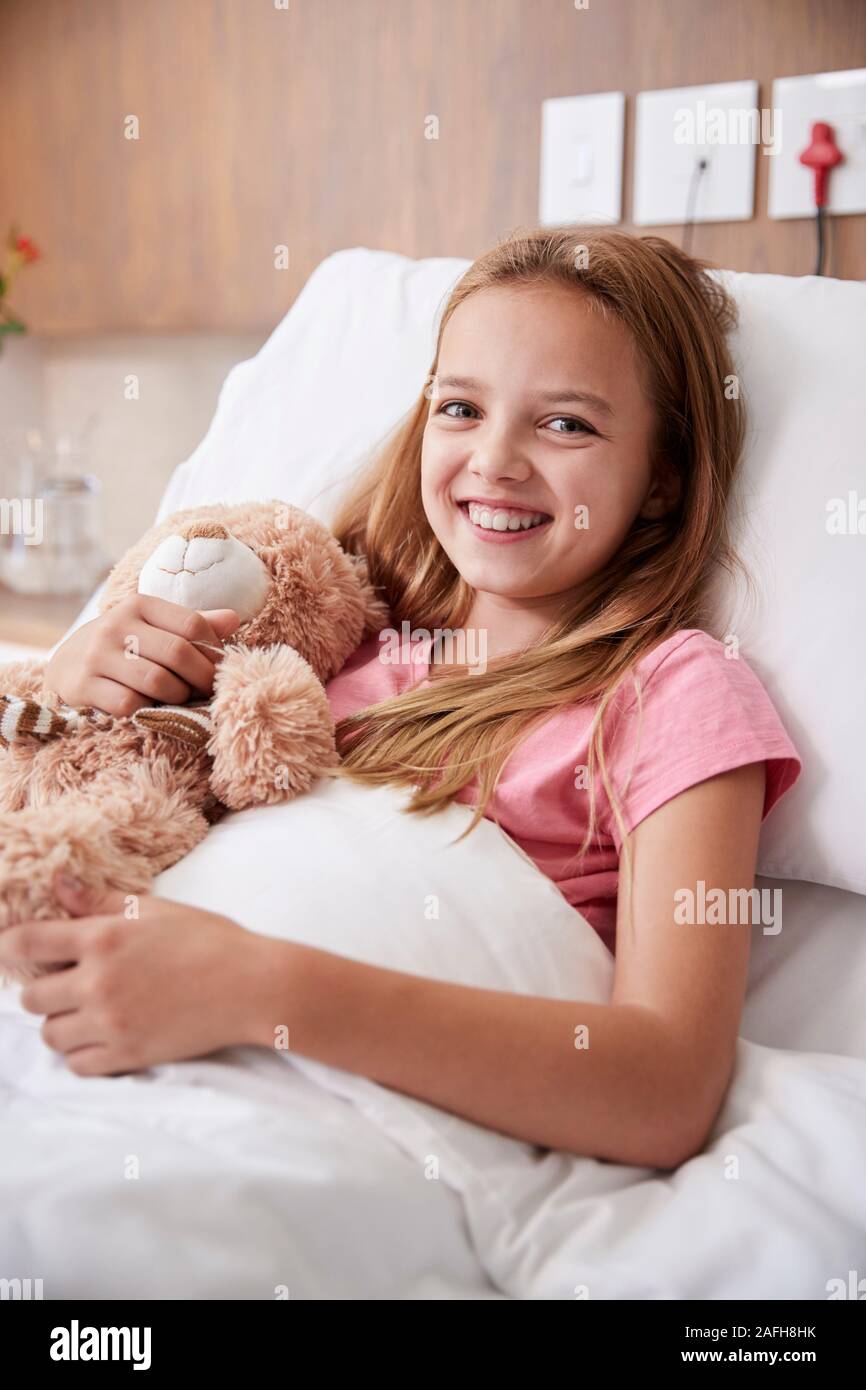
6, 226, 802, 1170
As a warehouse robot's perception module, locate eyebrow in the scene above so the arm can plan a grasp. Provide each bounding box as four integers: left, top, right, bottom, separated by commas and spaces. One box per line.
434, 374, 614, 418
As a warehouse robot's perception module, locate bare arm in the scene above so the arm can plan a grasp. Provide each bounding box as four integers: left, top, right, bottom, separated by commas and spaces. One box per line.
250, 761, 766, 1169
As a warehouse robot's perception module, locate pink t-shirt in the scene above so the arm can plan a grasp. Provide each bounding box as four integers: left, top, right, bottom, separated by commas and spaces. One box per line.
325, 627, 803, 956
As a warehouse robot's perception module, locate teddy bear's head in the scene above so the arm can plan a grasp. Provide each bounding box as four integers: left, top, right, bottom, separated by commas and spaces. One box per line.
98, 500, 389, 682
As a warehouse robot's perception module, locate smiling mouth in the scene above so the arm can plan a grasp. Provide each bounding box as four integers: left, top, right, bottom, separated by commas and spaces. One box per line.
458, 501, 553, 534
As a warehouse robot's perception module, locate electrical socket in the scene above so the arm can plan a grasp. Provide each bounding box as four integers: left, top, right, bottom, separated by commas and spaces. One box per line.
768, 68, 866, 219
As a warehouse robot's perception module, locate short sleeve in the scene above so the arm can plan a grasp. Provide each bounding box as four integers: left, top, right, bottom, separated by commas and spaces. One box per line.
599, 630, 803, 854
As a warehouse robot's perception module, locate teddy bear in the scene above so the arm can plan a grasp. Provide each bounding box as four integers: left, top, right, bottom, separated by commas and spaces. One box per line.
0, 499, 389, 981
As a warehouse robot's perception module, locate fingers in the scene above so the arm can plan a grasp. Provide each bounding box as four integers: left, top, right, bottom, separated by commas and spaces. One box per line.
112, 600, 240, 698
52, 873, 133, 919
20, 966, 86, 1019
134, 597, 238, 649
0, 916, 116, 970
78, 600, 237, 711
137, 623, 224, 694
76, 675, 155, 718
100, 642, 195, 706
199, 609, 241, 639
41, 1011, 103, 1055
51, 596, 242, 716
63, 1046, 117, 1076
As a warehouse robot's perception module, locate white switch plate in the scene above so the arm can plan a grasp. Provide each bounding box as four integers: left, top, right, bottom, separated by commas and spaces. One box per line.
633, 80, 758, 225
539, 91, 624, 225
768, 68, 866, 218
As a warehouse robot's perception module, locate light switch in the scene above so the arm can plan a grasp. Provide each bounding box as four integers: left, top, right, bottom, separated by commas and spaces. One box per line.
633, 80, 759, 226
539, 92, 624, 225
768, 68, 866, 218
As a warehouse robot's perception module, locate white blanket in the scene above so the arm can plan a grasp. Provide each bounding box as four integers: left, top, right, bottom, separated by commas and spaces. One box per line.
1, 780, 864, 1299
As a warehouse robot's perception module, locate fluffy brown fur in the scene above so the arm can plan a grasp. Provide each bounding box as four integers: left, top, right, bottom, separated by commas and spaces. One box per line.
0, 499, 388, 981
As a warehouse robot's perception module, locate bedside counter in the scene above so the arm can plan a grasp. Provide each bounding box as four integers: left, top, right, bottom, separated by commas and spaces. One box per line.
0, 581, 104, 657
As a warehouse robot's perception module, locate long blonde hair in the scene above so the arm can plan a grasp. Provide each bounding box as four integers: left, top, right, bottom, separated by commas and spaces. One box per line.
330, 224, 749, 924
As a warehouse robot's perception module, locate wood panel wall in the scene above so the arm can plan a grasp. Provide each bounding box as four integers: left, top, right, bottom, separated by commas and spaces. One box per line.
2, 0, 864, 335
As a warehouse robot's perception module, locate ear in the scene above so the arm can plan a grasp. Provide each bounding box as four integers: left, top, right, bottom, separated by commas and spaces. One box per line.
639, 456, 682, 521
347, 554, 391, 639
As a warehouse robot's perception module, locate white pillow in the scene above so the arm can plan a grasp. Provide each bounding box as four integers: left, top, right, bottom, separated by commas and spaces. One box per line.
154, 248, 470, 527
71, 250, 866, 896
155, 779, 615, 1002
704, 270, 866, 896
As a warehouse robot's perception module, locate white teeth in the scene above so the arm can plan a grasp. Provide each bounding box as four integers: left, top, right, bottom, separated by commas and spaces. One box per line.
465, 502, 549, 532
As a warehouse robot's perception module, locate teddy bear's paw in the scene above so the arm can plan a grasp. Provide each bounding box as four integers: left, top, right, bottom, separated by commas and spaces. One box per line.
209, 643, 338, 809
0, 768, 209, 946
0, 799, 159, 983
131, 703, 212, 749
0, 657, 50, 708
0, 693, 96, 748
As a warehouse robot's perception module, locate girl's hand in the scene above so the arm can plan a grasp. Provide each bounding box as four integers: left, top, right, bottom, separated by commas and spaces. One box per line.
44, 597, 240, 717
2, 873, 282, 1075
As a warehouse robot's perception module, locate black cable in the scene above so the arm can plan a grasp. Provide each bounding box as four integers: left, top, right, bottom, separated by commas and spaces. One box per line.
682, 158, 709, 256
814, 206, 825, 276
825, 200, 835, 277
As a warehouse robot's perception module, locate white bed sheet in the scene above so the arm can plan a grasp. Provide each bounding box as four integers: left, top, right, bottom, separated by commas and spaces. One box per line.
0, 995, 502, 1300
1, 783, 863, 1300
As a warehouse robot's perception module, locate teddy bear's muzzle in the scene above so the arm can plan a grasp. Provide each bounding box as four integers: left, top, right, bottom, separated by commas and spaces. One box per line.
137, 523, 272, 622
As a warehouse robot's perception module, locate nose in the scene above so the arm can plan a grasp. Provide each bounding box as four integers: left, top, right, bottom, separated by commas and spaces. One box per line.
180, 521, 231, 542
137, 521, 272, 622
170, 521, 235, 578
468, 424, 533, 485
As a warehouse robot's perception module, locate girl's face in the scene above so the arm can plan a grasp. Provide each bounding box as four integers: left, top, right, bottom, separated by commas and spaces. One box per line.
421, 283, 676, 612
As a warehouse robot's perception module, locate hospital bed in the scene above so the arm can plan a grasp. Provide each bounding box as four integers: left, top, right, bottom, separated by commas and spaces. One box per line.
1, 247, 864, 1299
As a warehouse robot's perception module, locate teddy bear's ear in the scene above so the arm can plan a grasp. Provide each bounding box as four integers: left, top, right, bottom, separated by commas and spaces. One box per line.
346, 553, 391, 639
